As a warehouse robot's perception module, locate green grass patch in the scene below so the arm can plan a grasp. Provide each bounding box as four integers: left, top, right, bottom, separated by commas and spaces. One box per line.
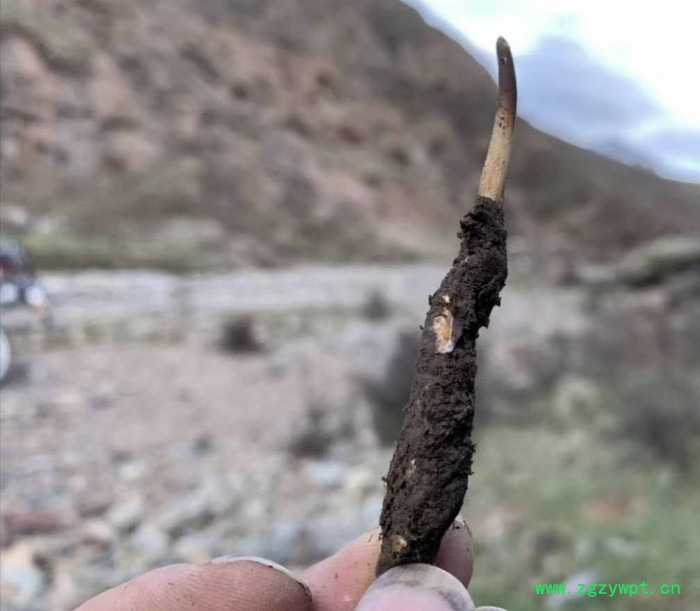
466, 426, 699, 610
20, 229, 217, 273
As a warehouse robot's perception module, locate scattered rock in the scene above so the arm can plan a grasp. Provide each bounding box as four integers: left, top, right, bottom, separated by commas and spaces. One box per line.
361, 290, 392, 320
286, 404, 354, 459
1, 510, 66, 547
346, 466, 380, 500
0, 204, 31, 231
88, 383, 119, 410
266, 522, 312, 564
153, 479, 238, 538
117, 459, 149, 482
52, 389, 86, 414
219, 314, 266, 354
90, 53, 136, 123
303, 460, 347, 489
0, 541, 45, 609
102, 130, 160, 172
105, 497, 144, 532
48, 563, 85, 611
0, 36, 55, 171
604, 536, 641, 559
32, 534, 77, 564
545, 569, 598, 609
615, 236, 700, 286
80, 520, 115, 547
129, 524, 170, 565
172, 535, 213, 563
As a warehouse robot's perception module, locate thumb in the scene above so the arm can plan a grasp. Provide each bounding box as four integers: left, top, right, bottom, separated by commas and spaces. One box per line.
356, 564, 476, 611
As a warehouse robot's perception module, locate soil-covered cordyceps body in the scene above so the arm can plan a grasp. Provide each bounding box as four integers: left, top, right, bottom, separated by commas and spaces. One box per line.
376, 38, 516, 575
376, 196, 507, 574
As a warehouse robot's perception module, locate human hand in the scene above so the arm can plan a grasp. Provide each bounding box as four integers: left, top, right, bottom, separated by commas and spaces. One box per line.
77, 519, 506, 610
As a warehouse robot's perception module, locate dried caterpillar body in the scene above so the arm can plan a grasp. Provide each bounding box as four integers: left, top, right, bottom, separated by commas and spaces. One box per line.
376, 37, 517, 576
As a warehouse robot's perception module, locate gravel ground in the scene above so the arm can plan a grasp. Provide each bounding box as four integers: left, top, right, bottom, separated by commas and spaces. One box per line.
0, 293, 404, 610
3, 260, 694, 609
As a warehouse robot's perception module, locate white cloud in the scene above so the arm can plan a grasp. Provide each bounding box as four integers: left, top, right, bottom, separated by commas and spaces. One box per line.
415, 0, 700, 130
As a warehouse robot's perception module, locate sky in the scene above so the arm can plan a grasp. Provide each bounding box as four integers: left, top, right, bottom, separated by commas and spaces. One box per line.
408, 0, 700, 182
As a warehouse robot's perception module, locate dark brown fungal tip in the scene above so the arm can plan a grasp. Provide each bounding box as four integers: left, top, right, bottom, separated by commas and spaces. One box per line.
478, 37, 517, 201
496, 37, 517, 121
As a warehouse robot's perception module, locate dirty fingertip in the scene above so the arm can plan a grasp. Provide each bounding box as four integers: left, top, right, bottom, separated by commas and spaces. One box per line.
435, 518, 474, 587
357, 564, 475, 611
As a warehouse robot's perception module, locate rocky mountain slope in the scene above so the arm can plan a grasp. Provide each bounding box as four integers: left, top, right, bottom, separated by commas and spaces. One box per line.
2, 0, 698, 269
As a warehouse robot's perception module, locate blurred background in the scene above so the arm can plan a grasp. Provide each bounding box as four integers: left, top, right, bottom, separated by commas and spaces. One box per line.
0, 1, 698, 609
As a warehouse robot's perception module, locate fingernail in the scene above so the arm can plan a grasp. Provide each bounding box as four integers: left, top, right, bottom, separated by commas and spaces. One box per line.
211, 555, 311, 598
451, 515, 471, 536
357, 564, 475, 611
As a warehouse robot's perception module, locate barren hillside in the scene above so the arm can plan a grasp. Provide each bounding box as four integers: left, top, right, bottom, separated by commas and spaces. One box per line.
2, 0, 698, 269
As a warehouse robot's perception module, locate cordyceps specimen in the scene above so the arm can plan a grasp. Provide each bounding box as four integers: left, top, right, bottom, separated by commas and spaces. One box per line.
376, 37, 517, 576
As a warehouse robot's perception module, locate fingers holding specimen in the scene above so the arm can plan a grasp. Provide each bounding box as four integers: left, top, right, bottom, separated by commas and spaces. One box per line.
302, 519, 474, 611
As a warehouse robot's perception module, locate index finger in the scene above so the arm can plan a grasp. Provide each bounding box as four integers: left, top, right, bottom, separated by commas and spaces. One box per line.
75, 559, 312, 611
